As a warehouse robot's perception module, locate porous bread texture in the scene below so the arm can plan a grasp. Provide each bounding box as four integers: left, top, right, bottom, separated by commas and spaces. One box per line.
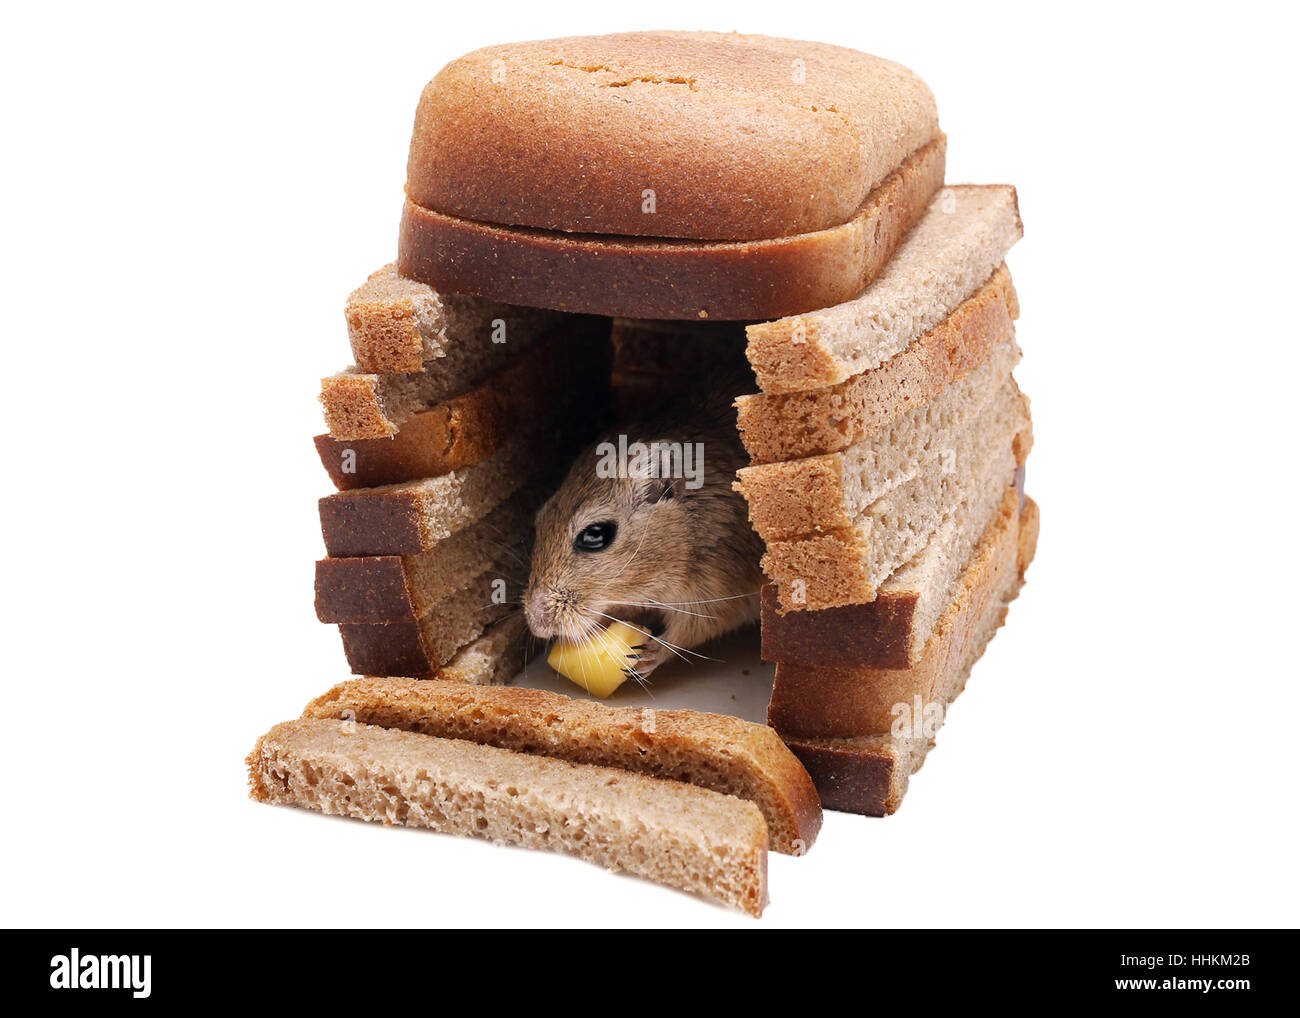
763, 384, 1030, 610
396, 137, 945, 321
248, 718, 769, 915
338, 570, 518, 678
745, 185, 1022, 393
345, 264, 562, 374
736, 335, 1021, 542
781, 497, 1039, 816
759, 449, 1017, 669
322, 313, 598, 441
303, 679, 821, 855
737, 264, 1018, 464
322, 339, 526, 440
431, 616, 532, 685
768, 487, 1022, 737
409, 31, 939, 241
318, 429, 547, 558
871, 460, 1018, 662
315, 492, 533, 625
315, 324, 609, 489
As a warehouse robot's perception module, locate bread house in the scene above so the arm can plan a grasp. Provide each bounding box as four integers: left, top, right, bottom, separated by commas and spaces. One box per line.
251, 31, 1036, 914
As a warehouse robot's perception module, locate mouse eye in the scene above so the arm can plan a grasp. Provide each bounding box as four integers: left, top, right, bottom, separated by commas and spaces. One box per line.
574, 521, 617, 552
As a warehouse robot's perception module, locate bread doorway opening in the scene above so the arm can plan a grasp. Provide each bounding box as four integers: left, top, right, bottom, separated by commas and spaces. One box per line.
506, 315, 769, 717
314, 308, 770, 721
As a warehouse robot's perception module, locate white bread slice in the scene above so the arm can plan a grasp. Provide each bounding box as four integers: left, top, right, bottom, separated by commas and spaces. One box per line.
763, 384, 1029, 610
248, 718, 769, 915
746, 186, 1022, 393
736, 335, 1021, 542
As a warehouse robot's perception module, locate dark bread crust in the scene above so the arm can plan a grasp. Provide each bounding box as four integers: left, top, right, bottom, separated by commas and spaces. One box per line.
338, 601, 515, 678
314, 393, 508, 491
320, 486, 429, 558
760, 584, 919, 670
781, 738, 902, 816
316, 556, 414, 624
397, 138, 945, 320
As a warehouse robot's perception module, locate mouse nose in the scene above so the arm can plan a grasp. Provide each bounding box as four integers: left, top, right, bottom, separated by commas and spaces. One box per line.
525, 587, 553, 635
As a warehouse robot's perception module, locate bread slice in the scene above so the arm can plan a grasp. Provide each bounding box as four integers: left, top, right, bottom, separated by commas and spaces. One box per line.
397, 137, 945, 321
322, 316, 607, 440
737, 264, 1018, 464
768, 486, 1022, 737
248, 718, 768, 915
345, 264, 563, 374
745, 186, 1022, 393
303, 679, 821, 855
409, 32, 938, 242
315, 492, 533, 625
761, 384, 1030, 610
429, 616, 532, 685
315, 324, 610, 489
760, 459, 1020, 668
736, 336, 1021, 542
318, 437, 529, 558
337, 570, 519, 678
780, 497, 1039, 815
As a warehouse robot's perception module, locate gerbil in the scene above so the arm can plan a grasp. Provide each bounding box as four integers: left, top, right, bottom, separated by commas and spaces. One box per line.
524, 383, 765, 680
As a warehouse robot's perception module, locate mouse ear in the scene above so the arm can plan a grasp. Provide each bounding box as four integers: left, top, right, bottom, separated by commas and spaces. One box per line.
625, 440, 693, 504
634, 474, 680, 505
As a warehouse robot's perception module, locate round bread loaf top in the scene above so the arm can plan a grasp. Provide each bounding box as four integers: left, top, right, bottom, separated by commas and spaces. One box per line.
407, 31, 940, 241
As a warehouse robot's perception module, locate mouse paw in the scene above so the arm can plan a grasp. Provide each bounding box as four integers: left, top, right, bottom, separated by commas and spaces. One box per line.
624, 641, 664, 681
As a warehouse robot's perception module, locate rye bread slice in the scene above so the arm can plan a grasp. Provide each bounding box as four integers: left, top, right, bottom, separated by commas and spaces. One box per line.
397, 137, 944, 320
345, 263, 563, 374
248, 717, 769, 915
736, 264, 1018, 464
408, 32, 939, 241
303, 679, 822, 855
759, 468, 1017, 669
735, 337, 1021, 542
761, 387, 1030, 610
315, 325, 609, 490
780, 496, 1039, 815
743, 186, 1022, 394
768, 487, 1023, 737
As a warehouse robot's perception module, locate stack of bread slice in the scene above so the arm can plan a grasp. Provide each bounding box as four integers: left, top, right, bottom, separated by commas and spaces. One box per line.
734, 185, 1039, 814
312, 267, 611, 682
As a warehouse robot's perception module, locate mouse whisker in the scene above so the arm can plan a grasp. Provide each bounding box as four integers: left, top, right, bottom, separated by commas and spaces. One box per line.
603, 511, 656, 583
602, 598, 717, 621
640, 591, 764, 606
585, 608, 719, 665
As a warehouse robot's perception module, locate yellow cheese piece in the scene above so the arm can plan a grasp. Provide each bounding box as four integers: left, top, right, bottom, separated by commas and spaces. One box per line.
546, 621, 645, 698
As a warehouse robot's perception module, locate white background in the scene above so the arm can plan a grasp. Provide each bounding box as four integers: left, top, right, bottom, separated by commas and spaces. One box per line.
3, 1, 1297, 928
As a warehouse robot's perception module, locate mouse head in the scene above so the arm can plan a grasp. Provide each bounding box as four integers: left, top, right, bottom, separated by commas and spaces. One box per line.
524, 441, 694, 643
